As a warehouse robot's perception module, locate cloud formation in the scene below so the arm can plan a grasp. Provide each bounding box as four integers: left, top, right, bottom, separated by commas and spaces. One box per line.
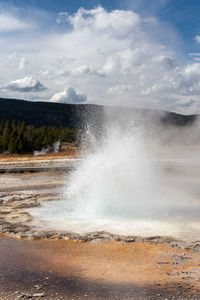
0, 13, 29, 32
1, 5, 200, 113
50, 87, 87, 104
68, 6, 140, 39
3, 77, 46, 92
51, 6, 200, 112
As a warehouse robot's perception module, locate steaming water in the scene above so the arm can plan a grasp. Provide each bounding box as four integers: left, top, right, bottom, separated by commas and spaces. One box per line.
30, 123, 200, 241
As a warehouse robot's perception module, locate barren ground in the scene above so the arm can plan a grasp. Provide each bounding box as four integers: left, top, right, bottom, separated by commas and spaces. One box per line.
1, 236, 200, 300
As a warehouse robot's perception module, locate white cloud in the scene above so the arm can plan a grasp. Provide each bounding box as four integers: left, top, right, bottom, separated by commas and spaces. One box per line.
68, 6, 141, 39
40, 70, 51, 78
0, 14, 28, 32
195, 36, 200, 44
71, 65, 91, 76
188, 52, 200, 56
2, 76, 46, 92
56, 12, 69, 24
50, 87, 87, 104
192, 57, 200, 62
177, 99, 196, 108
71, 65, 104, 77
108, 84, 133, 95
18, 57, 28, 70
1, 6, 200, 113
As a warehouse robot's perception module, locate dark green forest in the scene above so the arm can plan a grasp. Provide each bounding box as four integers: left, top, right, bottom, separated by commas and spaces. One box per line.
0, 120, 78, 154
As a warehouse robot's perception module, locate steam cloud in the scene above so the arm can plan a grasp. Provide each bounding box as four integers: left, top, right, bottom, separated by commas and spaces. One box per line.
34, 140, 61, 156
31, 111, 200, 241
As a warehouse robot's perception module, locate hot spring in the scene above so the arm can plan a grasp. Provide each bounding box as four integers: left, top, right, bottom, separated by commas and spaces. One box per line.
30, 118, 200, 241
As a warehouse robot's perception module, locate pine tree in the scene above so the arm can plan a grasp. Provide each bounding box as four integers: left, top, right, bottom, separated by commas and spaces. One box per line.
11, 120, 17, 131
8, 136, 17, 154
2, 121, 11, 151
24, 125, 35, 152
0, 120, 4, 136
17, 139, 24, 154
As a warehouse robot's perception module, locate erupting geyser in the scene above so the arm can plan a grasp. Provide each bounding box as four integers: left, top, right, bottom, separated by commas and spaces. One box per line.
64, 123, 156, 220
31, 115, 200, 240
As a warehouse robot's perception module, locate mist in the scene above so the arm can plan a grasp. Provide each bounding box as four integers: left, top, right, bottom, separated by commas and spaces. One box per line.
30, 107, 200, 241
34, 140, 61, 156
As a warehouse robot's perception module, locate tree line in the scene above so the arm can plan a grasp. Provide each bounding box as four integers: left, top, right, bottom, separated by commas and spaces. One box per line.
0, 120, 78, 154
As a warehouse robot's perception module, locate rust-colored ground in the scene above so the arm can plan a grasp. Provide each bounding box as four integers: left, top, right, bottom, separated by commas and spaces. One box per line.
0, 236, 200, 299
24, 239, 200, 287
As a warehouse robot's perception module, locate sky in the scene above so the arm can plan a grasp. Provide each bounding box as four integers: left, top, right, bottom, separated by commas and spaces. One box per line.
1, 0, 200, 113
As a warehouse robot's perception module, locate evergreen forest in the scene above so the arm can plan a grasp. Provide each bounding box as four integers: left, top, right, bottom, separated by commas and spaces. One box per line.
0, 120, 78, 154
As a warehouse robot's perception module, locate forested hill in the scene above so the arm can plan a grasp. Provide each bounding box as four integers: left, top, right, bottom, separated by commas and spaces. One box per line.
0, 98, 92, 128
0, 98, 197, 128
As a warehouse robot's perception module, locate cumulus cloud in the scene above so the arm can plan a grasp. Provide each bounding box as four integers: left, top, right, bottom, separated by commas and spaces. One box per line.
49, 87, 87, 104
3, 77, 46, 92
71, 65, 104, 77
1, 5, 200, 113
68, 6, 140, 39
0, 14, 28, 32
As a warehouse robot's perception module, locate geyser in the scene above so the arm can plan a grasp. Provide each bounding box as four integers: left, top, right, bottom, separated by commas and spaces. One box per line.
69, 132, 155, 223
30, 115, 200, 240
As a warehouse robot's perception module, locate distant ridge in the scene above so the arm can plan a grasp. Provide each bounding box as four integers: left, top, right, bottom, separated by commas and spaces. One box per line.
0, 98, 197, 128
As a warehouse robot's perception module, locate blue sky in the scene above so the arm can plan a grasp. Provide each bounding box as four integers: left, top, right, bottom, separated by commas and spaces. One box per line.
2, 0, 200, 54
0, 0, 200, 113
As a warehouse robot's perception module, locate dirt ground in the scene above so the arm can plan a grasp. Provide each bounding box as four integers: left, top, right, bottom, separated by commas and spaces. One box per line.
0, 236, 200, 300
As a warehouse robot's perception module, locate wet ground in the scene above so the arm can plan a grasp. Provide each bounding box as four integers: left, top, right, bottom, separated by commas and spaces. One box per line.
0, 235, 200, 300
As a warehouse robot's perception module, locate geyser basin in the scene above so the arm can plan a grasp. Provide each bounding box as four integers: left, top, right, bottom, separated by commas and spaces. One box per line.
30, 124, 200, 241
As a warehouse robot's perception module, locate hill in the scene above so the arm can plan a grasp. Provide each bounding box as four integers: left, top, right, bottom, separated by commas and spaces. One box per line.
0, 98, 197, 129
